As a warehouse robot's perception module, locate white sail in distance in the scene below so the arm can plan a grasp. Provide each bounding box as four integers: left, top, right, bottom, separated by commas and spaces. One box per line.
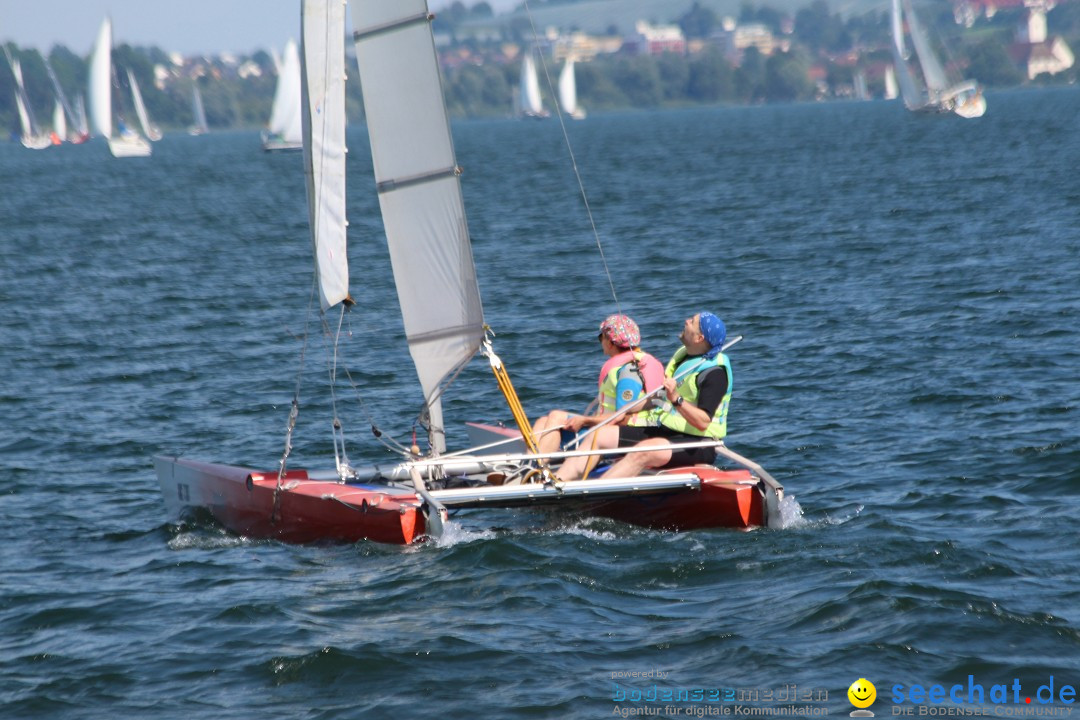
269, 39, 303, 144
192, 83, 209, 133
558, 58, 584, 118
301, 0, 349, 311
904, 0, 949, 95
351, 0, 485, 452
89, 17, 112, 138
53, 100, 66, 138
890, 0, 923, 110
127, 69, 159, 140
519, 52, 544, 116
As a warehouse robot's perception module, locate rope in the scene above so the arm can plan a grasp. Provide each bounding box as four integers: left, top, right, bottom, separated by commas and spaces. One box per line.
522, 0, 621, 316
272, 274, 318, 523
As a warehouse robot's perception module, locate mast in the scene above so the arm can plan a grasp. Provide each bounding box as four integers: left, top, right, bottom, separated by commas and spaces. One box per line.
350, 0, 485, 453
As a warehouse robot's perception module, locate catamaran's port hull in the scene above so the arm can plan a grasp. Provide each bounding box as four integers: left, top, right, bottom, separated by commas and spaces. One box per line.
156, 456, 425, 544
155, 457, 769, 545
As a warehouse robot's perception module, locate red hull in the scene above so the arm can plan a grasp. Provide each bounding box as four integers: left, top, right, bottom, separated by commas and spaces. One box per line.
590, 467, 764, 531
156, 457, 769, 545
156, 457, 426, 544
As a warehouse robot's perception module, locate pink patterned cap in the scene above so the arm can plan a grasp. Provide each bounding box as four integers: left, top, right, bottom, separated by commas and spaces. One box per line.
598, 314, 640, 349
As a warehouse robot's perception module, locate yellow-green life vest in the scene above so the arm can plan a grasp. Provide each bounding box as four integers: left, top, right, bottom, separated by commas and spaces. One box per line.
648, 347, 732, 439
599, 351, 648, 412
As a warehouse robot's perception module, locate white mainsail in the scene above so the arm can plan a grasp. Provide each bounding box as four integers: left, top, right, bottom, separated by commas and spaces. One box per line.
884, 65, 899, 100
351, 0, 485, 451
890, 0, 925, 110
267, 39, 303, 147
191, 83, 209, 134
89, 17, 112, 139
518, 52, 545, 117
301, 0, 349, 311
53, 100, 66, 139
558, 58, 584, 119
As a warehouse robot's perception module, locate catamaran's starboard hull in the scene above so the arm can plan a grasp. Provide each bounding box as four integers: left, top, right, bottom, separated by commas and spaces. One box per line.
156, 456, 769, 545
155, 456, 426, 544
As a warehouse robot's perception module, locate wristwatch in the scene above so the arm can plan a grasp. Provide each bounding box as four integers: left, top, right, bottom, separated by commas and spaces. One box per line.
674, 396, 685, 408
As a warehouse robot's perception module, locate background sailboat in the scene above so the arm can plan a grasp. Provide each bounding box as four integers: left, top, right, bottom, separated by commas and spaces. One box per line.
517, 51, 549, 118
189, 82, 209, 135
5, 50, 51, 149
558, 57, 586, 119
262, 39, 302, 151
89, 17, 152, 157
891, 0, 986, 118
44, 56, 88, 143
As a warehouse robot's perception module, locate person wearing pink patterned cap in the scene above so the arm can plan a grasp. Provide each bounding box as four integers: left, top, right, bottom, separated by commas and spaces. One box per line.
530, 314, 664, 458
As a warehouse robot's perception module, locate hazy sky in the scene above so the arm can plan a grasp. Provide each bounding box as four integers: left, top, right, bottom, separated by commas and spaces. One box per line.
0, 0, 520, 56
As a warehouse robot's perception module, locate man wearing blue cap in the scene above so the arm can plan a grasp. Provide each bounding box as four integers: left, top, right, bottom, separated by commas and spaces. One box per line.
554, 312, 733, 481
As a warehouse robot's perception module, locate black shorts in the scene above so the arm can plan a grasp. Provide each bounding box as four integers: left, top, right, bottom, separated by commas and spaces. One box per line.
617, 426, 718, 468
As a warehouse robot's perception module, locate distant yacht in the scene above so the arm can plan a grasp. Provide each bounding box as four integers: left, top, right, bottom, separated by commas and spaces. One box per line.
89, 17, 152, 157
891, 0, 985, 118
189, 82, 209, 136
516, 52, 549, 119
262, 39, 302, 151
4, 49, 51, 149
558, 57, 585, 119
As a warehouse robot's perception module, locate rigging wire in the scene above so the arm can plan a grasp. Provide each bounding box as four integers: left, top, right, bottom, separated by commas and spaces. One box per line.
522, 0, 622, 316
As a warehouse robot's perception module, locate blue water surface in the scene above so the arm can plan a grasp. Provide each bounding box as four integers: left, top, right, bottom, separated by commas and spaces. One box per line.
1, 88, 1078, 719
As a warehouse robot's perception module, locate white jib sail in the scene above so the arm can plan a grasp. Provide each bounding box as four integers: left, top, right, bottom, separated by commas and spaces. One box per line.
558, 58, 577, 116
270, 39, 303, 143
89, 17, 112, 138
127, 69, 151, 138
351, 0, 485, 452
301, 0, 349, 311
904, 0, 949, 95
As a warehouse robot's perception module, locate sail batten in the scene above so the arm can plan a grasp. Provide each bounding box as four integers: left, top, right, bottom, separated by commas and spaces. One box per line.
351, 0, 485, 452
301, 0, 349, 310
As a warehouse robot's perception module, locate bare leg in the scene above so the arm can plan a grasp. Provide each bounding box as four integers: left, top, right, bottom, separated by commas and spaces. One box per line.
555, 425, 619, 481
598, 437, 673, 480
531, 410, 571, 456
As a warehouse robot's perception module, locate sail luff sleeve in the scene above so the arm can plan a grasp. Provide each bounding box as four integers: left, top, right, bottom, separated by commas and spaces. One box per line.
302, 0, 349, 311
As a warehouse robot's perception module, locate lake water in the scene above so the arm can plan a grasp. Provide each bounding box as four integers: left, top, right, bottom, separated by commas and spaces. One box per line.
2, 88, 1078, 718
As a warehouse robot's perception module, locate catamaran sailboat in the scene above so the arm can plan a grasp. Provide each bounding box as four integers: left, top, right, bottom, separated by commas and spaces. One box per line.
89, 17, 152, 157
155, 0, 785, 545
891, 0, 985, 118
262, 39, 303, 151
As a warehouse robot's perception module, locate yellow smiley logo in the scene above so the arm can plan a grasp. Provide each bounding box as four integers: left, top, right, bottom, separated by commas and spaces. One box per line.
848, 678, 876, 709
